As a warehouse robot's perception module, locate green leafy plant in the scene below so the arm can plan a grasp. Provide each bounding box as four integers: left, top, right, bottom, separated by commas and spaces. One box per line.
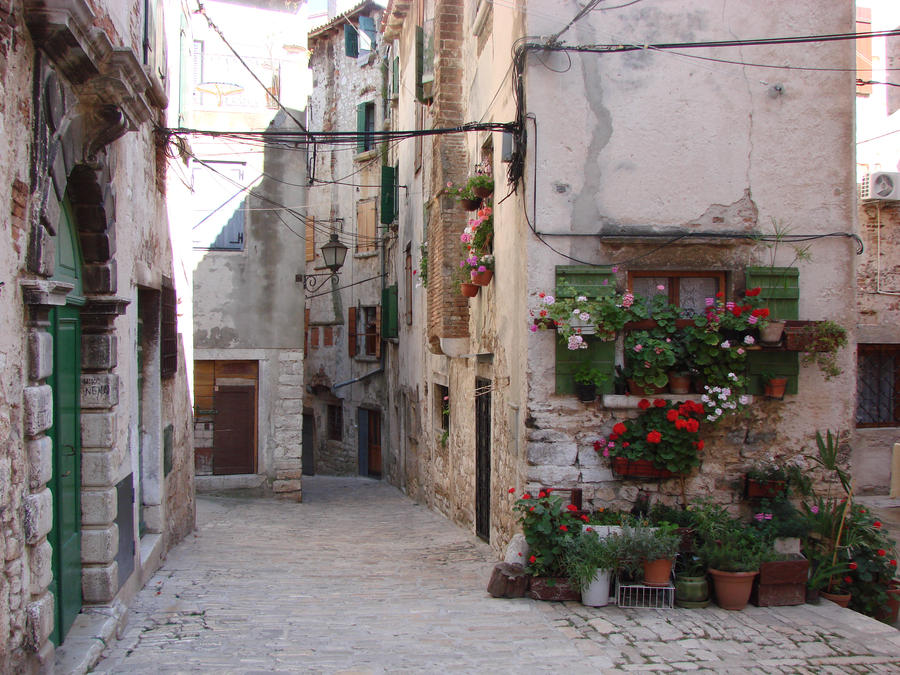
624, 331, 677, 389
511, 489, 580, 577
596, 399, 705, 474
563, 531, 619, 591
798, 320, 847, 380
418, 243, 428, 288
573, 364, 609, 388
697, 526, 768, 573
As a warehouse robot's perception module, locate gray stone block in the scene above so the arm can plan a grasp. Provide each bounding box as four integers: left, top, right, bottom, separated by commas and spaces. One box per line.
28, 331, 54, 381
29, 540, 53, 595
82, 334, 118, 370
527, 441, 577, 467
81, 525, 118, 564
81, 412, 116, 448
25, 592, 54, 652
24, 489, 53, 545
81, 488, 117, 525
81, 374, 119, 409
82, 562, 118, 603
81, 451, 117, 487
23, 386, 53, 437
27, 437, 52, 490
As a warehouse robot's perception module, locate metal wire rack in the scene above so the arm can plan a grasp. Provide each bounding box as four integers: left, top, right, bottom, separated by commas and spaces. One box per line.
615, 577, 676, 609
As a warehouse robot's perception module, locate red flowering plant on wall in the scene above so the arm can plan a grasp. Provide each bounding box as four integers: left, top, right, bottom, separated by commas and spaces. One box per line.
510, 488, 581, 577
594, 399, 706, 474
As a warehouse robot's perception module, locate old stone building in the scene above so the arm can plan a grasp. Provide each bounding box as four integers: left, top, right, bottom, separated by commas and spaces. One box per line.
0, 0, 194, 670
854, 0, 900, 495
379, 0, 860, 555
184, 0, 309, 496
303, 1, 393, 480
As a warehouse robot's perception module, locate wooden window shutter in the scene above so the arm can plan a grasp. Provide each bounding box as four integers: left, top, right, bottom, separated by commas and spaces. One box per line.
374, 305, 382, 358
380, 166, 396, 225
344, 23, 358, 58
745, 265, 800, 395
357, 200, 376, 252
310, 326, 319, 349
382, 285, 398, 339
356, 102, 367, 154
553, 266, 616, 395
359, 15, 376, 51
415, 26, 424, 102
348, 307, 358, 357
856, 8, 872, 96
161, 281, 178, 378
305, 217, 315, 261
392, 56, 399, 97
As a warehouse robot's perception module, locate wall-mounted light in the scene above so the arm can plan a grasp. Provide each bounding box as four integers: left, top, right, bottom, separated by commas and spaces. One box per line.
295, 233, 349, 293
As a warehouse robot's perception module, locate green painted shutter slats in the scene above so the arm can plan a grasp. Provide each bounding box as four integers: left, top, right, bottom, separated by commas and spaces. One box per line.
746, 266, 799, 394
356, 102, 367, 154
392, 56, 399, 97
554, 265, 616, 395
415, 26, 424, 102
344, 24, 358, 57
382, 285, 399, 339
359, 15, 376, 51
380, 166, 396, 224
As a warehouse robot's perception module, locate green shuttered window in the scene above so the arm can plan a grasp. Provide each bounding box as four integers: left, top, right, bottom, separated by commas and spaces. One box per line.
380, 165, 396, 224
382, 285, 399, 339
555, 265, 616, 395
746, 266, 799, 395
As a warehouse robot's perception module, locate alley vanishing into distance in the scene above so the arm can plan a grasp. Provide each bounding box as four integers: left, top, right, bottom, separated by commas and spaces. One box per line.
91, 477, 900, 674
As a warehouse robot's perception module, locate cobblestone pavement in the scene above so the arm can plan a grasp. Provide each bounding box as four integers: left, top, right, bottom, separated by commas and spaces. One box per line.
92, 476, 900, 674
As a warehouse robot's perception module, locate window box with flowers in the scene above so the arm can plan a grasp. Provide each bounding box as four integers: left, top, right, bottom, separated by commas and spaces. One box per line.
594, 398, 706, 478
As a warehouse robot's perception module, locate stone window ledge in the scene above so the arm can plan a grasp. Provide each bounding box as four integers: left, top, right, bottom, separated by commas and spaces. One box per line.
600, 394, 755, 410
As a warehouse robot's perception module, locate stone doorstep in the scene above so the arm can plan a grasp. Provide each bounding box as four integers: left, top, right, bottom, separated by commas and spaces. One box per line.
54, 601, 127, 675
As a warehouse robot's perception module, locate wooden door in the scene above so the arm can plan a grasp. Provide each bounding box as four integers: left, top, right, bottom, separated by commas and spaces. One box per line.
212, 386, 255, 474
475, 378, 491, 542
367, 410, 382, 477
302, 412, 315, 475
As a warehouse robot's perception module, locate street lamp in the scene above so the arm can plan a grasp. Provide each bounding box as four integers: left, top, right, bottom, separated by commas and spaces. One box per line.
296, 233, 349, 293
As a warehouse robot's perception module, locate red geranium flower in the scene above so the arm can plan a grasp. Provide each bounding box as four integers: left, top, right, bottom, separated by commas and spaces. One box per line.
891, 560, 898, 567
559, 525, 568, 532
566, 504, 578, 512
508, 487, 516, 494
745, 287, 761, 297
581, 514, 589, 522
844, 576, 853, 584
646, 430, 662, 444
877, 549, 886, 557
687, 419, 700, 433
716, 291, 724, 298
849, 561, 858, 570
529, 506, 535, 512
522, 493, 531, 500
529, 554, 536, 563
696, 440, 705, 450
653, 398, 666, 407
666, 409, 679, 422
613, 422, 627, 435
538, 491, 547, 498
593, 440, 603, 452
638, 399, 651, 410
873, 521, 882, 528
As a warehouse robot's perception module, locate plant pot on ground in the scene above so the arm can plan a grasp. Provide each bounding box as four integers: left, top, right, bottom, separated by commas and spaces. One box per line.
564, 529, 619, 607
674, 555, 710, 608
615, 524, 680, 587
698, 527, 765, 610
751, 554, 809, 607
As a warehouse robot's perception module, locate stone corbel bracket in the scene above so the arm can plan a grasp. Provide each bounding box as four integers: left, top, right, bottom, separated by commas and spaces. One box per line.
24, 0, 163, 133
20, 279, 74, 307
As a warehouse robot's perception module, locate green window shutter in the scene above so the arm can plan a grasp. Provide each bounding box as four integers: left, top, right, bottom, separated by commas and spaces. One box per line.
554, 265, 616, 395
382, 285, 399, 338
380, 165, 396, 224
415, 26, 424, 102
356, 102, 367, 154
392, 56, 399, 97
745, 266, 799, 320
745, 266, 800, 395
344, 23, 358, 58
359, 15, 376, 51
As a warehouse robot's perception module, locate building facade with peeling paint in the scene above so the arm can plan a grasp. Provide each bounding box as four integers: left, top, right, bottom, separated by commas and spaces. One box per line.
379, 0, 860, 555
0, 0, 195, 669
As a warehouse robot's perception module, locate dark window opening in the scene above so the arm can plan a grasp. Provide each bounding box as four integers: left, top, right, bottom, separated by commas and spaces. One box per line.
327, 404, 343, 441
857, 345, 900, 427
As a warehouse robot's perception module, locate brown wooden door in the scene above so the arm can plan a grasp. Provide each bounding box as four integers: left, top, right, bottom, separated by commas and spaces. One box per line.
367, 410, 382, 477
213, 386, 255, 474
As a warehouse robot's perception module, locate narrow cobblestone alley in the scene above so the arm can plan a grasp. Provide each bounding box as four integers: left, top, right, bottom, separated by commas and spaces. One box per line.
91, 477, 900, 674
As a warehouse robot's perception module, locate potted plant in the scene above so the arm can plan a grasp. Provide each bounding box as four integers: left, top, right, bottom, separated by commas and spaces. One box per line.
564, 529, 619, 606
698, 527, 767, 610
467, 173, 494, 198
624, 330, 676, 394
460, 281, 479, 298
748, 499, 811, 606
598, 398, 705, 478
465, 253, 494, 286
573, 365, 608, 403
744, 462, 790, 500
615, 524, 680, 586
674, 554, 710, 608
446, 180, 481, 210
787, 320, 848, 380
758, 370, 788, 399
511, 489, 580, 601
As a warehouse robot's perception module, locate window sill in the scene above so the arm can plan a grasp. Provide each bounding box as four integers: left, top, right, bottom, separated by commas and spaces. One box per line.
355, 354, 380, 363
354, 251, 378, 259
600, 394, 755, 410
354, 149, 378, 163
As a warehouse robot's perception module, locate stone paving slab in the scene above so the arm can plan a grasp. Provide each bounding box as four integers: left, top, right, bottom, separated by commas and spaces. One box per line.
91, 476, 900, 674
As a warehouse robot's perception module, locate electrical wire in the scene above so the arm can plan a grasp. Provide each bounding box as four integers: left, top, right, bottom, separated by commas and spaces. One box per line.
858, 79, 900, 88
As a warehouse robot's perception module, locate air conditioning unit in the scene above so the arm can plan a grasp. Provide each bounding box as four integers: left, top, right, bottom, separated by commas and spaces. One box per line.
860, 171, 900, 201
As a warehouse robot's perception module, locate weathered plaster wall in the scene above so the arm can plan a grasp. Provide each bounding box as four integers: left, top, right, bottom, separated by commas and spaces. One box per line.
518, 0, 857, 517
854, 201, 900, 493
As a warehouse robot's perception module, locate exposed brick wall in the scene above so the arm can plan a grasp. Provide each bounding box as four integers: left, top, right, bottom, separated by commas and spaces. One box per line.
426, 0, 469, 345
10, 179, 29, 258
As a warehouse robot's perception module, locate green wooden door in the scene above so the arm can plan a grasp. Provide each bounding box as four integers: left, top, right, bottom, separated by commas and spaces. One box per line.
48, 198, 83, 644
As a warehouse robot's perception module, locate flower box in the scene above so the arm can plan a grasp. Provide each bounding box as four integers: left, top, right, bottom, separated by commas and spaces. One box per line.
752, 554, 808, 607
783, 321, 826, 351
527, 576, 580, 602
611, 457, 676, 479
744, 477, 787, 500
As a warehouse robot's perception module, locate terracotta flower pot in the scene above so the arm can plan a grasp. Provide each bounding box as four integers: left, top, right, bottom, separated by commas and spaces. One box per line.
764, 377, 788, 399
667, 372, 691, 394
820, 589, 852, 608
610, 457, 676, 479
460, 282, 479, 298
709, 568, 758, 610
642, 558, 673, 587
744, 477, 787, 500
471, 269, 493, 286
626, 379, 666, 396
459, 197, 482, 211
874, 581, 900, 624
473, 185, 493, 198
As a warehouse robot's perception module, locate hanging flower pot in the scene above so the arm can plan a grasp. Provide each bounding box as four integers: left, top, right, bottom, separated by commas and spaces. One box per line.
744, 476, 787, 500
472, 269, 493, 286
460, 282, 479, 298
473, 185, 493, 199
610, 457, 676, 479
459, 197, 482, 211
